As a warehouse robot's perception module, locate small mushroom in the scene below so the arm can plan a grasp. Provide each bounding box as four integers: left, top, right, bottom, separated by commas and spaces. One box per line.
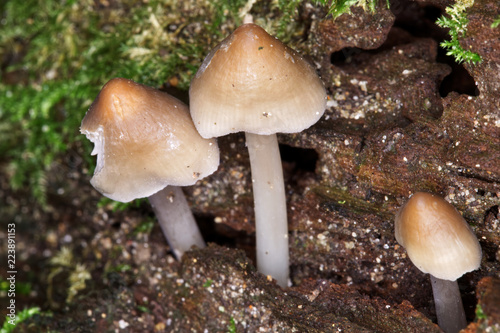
395, 192, 482, 333
81, 78, 219, 259
189, 23, 326, 287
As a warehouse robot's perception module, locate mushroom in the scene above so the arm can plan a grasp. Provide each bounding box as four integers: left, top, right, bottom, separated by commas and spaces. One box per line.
81, 78, 219, 259
189, 23, 326, 287
394, 192, 482, 333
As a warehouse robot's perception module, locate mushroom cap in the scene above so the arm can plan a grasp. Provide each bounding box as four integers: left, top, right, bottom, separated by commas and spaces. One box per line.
81, 78, 219, 202
395, 192, 482, 281
189, 23, 326, 138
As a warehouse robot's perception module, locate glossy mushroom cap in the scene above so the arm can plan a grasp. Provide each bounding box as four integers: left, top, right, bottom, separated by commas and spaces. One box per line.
81, 78, 219, 202
395, 192, 482, 281
189, 23, 326, 138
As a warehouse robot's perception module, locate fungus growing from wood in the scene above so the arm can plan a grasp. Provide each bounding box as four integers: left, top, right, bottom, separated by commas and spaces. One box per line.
81, 78, 219, 259
189, 23, 326, 287
395, 192, 482, 333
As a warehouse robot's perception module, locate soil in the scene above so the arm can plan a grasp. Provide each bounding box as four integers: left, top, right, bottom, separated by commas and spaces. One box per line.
1, 0, 499, 332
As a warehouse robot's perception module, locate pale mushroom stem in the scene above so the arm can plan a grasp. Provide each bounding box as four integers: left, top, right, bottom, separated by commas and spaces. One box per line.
148, 186, 206, 260
245, 132, 289, 287
430, 275, 467, 333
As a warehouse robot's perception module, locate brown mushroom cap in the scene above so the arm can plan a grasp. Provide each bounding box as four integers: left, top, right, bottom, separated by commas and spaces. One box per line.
189, 23, 326, 138
395, 192, 482, 281
81, 78, 219, 202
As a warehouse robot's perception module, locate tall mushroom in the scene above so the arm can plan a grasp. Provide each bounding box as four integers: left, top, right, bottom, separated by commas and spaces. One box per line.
189, 23, 326, 287
81, 78, 219, 259
395, 192, 482, 333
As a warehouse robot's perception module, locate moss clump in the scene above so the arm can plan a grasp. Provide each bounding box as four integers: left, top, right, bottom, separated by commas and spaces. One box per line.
1, 307, 41, 333
312, 0, 389, 19
436, 1, 482, 64
0, 0, 248, 207
491, 15, 500, 28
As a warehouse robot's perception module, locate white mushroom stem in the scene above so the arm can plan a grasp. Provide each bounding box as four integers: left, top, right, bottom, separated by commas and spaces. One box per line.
148, 186, 206, 260
245, 132, 289, 287
430, 275, 467, 333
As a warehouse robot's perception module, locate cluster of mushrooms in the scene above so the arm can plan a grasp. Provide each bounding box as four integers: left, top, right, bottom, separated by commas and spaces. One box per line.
81, 22, 482, 333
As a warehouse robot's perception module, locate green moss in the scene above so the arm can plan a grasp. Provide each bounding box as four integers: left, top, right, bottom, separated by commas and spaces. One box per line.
67, 263, 91, 303
0, 0, 249, 208
136, 305, 151, 314
1, 307, 41, 333
227, 316, 237, 333
475, 304, 487, 320
203, 279, 214, 288
311, 0, 388, 19
98, 197, 145, 212
46, 247, 91, 306
107, 264, 132, 274
131, 218, 155, 236
492, 15, 500, 28
0, 278, 31, 296
436, 2, 482, 64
